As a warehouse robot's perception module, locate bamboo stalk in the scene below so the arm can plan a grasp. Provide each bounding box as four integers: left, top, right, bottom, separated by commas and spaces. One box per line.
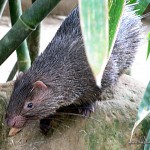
9, 0, 31, 71
27, 0, 41, 64
0, 0, 60, 65
28, 24, 41, 64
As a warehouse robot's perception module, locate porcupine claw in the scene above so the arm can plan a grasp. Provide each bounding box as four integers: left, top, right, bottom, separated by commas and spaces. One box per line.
40, 116, 54, 135
78, 103, 95, 117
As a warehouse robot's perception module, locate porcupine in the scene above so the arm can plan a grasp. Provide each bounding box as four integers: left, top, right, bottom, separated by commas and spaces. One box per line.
5, 4, 143, 134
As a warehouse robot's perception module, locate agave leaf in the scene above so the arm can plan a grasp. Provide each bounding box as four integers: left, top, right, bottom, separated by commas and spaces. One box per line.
79, 0, 125, 86
144, 129, 150, 150
109, 0, 124, 52
147, 33, 150, 59
78, 0, 108, 80
130, 82, 150, 142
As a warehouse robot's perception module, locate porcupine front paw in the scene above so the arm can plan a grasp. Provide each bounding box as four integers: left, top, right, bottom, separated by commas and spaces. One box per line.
78, 103, 95, 117
40, 116, 53, 135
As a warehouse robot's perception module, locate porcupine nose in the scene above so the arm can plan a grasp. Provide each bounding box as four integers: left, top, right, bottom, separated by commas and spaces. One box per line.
5, 115, 26, 128
6, 118, 15, 127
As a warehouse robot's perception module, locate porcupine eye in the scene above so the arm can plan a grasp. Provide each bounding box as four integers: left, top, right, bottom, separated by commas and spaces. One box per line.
27, 103, 33, 108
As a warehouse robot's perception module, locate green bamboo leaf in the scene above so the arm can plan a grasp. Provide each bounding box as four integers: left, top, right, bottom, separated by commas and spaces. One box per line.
136, 0, 150, 15
147, 33, 150, 59
128, 0, 136, 4
129, 1, 150, 146
79, 0, 125, 86
130, 82, 150, 142
109, 0, 124, 52
130, 1, 150, 146
144, 130, 150, 150
129, 0, 150, 15
78, 0, 108, 79
108, 0, 113, 10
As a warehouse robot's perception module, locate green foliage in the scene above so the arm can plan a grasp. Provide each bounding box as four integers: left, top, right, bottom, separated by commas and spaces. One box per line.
129, 0, 150, 15
109, 0, 124, 52
136, 0, 150, 15
147, 33, 150, 59
129, 1, 150, 148
0, 0, 60, 66
79, 0, 124, 81
27, 25, 41, 64
128, 0, 136, 4
131, 67, 150, 148
27, 0, 41, 64
1, 1, 150, 146
130, 82, 150, 143
9, 0, 31, 72
78, 0, 108, 77
138, 82, 150, 115
144, 129, 150, 150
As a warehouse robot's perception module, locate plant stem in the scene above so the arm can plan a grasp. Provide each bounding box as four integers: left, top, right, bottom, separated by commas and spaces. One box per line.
8, 0, 31, 71
28, 24, 41, 64
0, 0, 60, 65
27, 0, 41, 64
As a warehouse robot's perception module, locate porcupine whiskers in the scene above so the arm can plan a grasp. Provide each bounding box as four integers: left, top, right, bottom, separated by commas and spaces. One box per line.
45, 111, 101, 124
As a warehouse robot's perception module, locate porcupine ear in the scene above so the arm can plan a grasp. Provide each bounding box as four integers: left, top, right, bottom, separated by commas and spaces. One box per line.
33, 81, 47, 89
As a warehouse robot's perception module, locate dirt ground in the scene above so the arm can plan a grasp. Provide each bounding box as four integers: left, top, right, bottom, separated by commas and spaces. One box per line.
0, 15, 150, 86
